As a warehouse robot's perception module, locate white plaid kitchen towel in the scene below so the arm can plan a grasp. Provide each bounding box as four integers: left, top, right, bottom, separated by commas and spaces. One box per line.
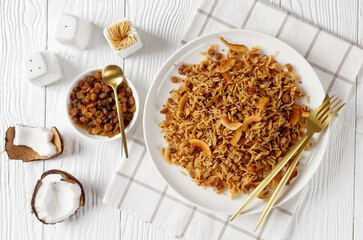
103, 0, 363, 239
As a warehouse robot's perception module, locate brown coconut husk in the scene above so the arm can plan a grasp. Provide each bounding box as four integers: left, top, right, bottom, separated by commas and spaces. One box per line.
5, 126, 63, 162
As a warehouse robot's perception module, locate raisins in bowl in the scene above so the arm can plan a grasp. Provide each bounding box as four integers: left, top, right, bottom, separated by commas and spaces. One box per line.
67, 70, 138, 139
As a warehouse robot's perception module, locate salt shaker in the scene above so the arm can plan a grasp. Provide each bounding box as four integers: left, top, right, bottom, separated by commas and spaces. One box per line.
23, 51, 62, 87
54, 13, 92, 50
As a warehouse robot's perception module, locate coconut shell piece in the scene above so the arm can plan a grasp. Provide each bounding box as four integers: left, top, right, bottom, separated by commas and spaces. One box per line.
31, 169, 85, 225
4, 126, 63, 162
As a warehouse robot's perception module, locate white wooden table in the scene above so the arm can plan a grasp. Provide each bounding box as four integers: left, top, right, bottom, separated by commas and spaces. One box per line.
1, 0, 362, 239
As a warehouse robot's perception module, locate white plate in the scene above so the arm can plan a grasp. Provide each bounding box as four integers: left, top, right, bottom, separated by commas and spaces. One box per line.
143, 30, 328, 215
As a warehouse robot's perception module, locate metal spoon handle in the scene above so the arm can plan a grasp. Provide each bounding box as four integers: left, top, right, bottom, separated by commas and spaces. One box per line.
112, 88, 129, 158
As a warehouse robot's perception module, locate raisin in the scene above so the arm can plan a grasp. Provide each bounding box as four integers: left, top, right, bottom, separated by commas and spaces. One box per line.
126, 86, 132, 94
93, 118, 102, 126
108, 111, 117, 119
87, 76, 95, 84
79, 80, 85, 88
101, 99, 109, 108
104, 123, 113, 132
128, 96, 135, 105
76, 91, 83, 99
95, 111, 103, 118
102, 116, 108, 123
99, 92, 108, 99
89, 126, 102, 134
85, 112, 93, 118
94, 71, 102, 79
70, 92, 76, 100
80, 116, 89, 122
125, 112, 134, 121
73, 87, 80, 93
91, 93, 97, 101
101, 85, 111, 93
129, 105, 136, 112
81, 82, 90, 90
283, 128, 290, 136
72, 117, 79, 123
81, 105, 88, 115
286, 64, 293, 73
207, 48, 215, 56
112, 117, 118, 124
215, 53, 223, 60
86, 103, 95, 108
171, 76, 178, 83
94, 82, 101, 90
168, 98, 176, 105
121, 102, 127, 113
244, 86, 257, 95
85, 94, 92, 104
105, 97, 112, 103
69, 108, 79, 117
160, 106, 169, 114
89, 107, 97, 114
282, 92, 291, 103
90, 87, 100, 94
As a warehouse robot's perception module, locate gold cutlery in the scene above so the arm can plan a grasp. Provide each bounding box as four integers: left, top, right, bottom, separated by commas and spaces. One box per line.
102, 65, 129, 158
230, 95, 345, 229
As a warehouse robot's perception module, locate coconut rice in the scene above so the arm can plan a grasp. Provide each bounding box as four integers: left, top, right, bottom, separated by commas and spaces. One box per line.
159, 38, 309, 199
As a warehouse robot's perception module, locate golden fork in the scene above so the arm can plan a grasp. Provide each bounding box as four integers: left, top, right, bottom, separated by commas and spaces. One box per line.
230, 95, 345, 225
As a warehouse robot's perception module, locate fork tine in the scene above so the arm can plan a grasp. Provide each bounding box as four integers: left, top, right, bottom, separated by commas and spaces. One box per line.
311, 95, 335, 116
322, 103, 345, 126
330, 99, 343, 112
316, 97, 338, 119
319, 99, 342, 121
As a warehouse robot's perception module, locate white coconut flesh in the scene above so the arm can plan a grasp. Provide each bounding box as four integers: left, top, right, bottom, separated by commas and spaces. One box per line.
13, 125, 57, 157
33, 172, 83, 224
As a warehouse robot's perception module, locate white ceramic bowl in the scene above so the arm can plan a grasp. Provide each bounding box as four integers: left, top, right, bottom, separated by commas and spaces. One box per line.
65, 68, 139, 141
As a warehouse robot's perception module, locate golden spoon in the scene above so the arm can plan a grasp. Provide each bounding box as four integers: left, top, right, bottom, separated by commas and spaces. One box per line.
102, 65, 129, 158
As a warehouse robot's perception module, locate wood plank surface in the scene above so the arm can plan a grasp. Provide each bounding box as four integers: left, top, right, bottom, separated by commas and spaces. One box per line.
355, 1, 363, 239
0, 1, 47, 240
0, 0, 361, 240
42, 1, 126, 239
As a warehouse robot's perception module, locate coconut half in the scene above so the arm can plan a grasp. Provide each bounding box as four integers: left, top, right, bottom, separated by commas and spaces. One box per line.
5, 126, 63, 162
31, 169, 85, 224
